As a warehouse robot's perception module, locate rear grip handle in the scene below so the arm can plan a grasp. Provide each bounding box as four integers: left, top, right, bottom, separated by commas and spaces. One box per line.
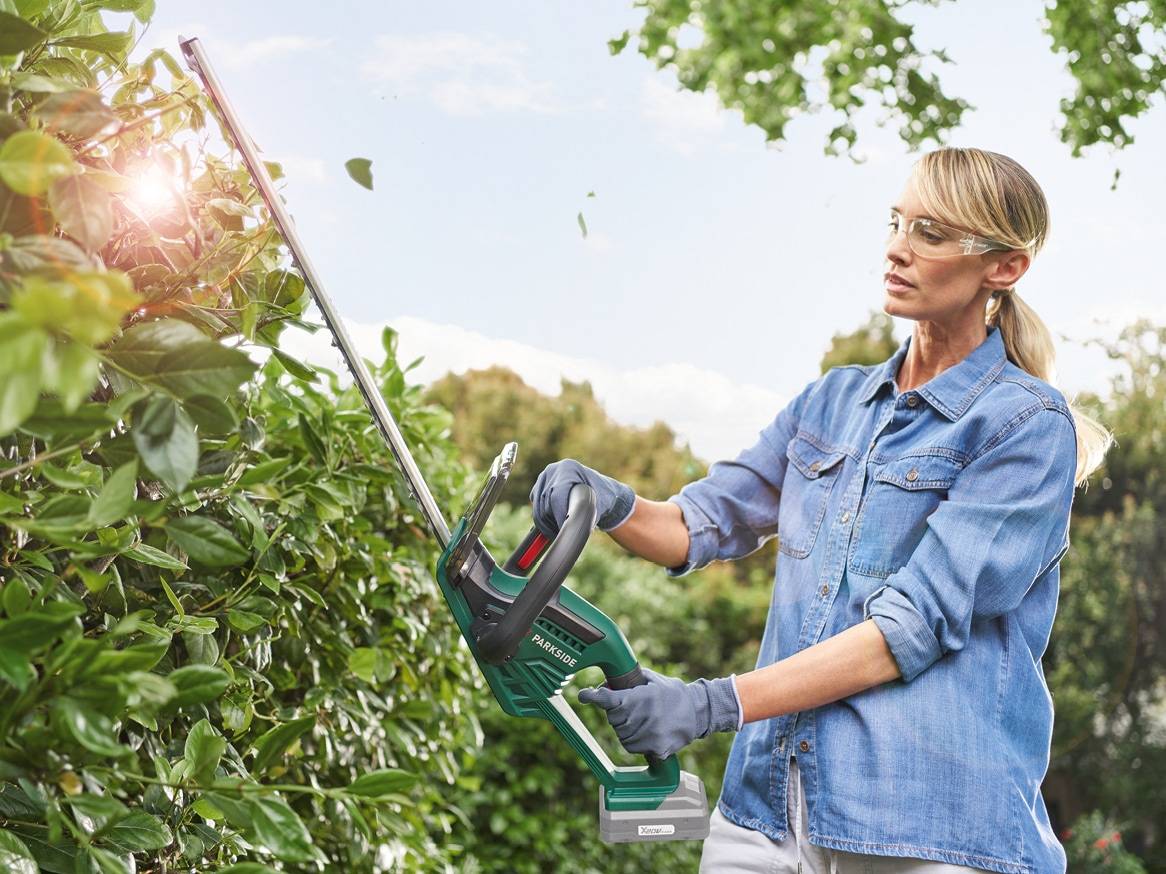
602, 662, 668, 771
603, 664, 644, 691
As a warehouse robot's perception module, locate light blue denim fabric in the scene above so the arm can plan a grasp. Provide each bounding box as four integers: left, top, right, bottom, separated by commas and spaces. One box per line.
667, 325, 1076, 874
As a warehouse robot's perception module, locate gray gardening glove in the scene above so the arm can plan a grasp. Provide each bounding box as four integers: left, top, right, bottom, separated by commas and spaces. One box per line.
529, 459, 636, 538
577, 667, 741, 760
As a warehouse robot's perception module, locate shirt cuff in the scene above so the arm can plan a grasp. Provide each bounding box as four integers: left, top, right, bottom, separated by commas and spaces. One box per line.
863, 572, 943, 683
664, 494, 719, 578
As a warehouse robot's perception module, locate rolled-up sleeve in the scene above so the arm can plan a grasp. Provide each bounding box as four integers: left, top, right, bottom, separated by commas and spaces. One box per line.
665, 377, 819, 577
863, 406, 1078, 682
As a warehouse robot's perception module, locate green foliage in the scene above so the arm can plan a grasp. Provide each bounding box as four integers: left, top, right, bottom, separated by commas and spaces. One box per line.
424, 367, 706, 506
623, 0, 971, 158
1043, 321, 1166, 869
818, 310, 899, 373
1043, 2, 1166, 157
0, 2, 485, 869
1062, 811, 1147, 873
616, 0, 1166, 161
0, 130, 77, 195
1, 340, 487, 869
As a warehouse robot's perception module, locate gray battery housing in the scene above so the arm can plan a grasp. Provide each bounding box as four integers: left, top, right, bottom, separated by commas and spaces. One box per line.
598, 770, 710, 843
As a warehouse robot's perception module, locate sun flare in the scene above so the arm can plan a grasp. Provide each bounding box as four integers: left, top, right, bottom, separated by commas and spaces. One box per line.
125, 162, 181, 215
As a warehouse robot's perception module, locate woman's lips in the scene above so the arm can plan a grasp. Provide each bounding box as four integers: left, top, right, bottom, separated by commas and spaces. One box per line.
885, 276, 914, 293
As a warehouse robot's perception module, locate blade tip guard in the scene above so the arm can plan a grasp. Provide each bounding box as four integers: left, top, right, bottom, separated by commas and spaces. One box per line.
598, 770, 710, 844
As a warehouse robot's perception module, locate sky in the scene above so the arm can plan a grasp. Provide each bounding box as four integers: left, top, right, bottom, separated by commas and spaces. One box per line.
118, 1, 1166, 464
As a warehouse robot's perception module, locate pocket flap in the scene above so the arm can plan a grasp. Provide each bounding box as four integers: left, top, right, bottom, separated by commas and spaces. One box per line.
873, 454, 963, 490
787, 435, 847, 480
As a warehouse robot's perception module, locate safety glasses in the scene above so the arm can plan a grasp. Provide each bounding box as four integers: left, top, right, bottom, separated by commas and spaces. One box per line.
887, 209, 1014, 259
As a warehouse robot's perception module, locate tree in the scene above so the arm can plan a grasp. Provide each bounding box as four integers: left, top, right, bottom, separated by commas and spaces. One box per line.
819, 310, 900, 372
424, 366, 706, 504
612, 0, 1165, 163
1043, 321, 1166, 868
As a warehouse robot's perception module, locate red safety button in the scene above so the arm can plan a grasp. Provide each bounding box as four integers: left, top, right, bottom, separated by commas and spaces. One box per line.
517, 531, 550, 570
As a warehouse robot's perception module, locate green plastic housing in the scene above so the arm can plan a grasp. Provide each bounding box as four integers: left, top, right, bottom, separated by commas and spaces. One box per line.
435, 517, 680, 811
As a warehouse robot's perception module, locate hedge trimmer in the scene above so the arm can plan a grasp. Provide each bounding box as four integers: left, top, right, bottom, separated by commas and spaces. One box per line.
180, 37, 710, 843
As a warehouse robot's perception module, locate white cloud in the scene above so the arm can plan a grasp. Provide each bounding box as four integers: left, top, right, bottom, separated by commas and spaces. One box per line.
223, 35, 332, 68
641, 76, 727, 154
429, 80, 557, 116
362, 33, 559, 116
363, 33, 523, 81
278, 315, 786, 463
132, 28, 331, 73
580, 229, 614, 253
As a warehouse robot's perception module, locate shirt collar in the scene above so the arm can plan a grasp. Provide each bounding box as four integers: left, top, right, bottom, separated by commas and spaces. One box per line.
856, 325, 1007, 421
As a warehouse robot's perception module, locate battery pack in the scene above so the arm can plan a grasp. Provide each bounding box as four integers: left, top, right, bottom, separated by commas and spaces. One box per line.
598, 770, 710, 843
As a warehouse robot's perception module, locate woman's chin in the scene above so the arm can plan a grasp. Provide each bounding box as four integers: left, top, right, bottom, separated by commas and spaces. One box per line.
882, 296, 916, 320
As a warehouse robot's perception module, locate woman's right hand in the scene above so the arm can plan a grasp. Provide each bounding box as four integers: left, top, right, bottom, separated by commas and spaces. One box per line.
529, 459, 636, 538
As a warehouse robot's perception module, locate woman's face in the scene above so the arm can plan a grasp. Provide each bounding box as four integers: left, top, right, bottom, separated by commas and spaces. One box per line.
883, 177, 1029, 331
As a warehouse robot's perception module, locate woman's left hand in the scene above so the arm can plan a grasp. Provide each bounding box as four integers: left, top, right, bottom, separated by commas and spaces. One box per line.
577, 667, 741, 759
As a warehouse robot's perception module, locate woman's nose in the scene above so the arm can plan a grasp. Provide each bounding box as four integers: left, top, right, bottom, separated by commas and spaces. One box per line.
885, 225, 912, 264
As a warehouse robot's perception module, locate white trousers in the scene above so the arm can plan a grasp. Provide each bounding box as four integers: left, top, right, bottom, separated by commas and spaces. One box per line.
699, 757, 988, 874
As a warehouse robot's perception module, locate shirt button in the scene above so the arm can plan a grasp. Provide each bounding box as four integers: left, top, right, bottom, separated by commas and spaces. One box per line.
820, 584, 829, 596
841, 511, 850, 522
906, 468, 919, 482
906, 395, 918, 407
809, 461, 820, 472
799, 740, 810, 753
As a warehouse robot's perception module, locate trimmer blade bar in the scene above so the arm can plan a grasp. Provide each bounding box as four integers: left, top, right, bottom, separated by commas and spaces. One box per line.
598, 770, 710, 843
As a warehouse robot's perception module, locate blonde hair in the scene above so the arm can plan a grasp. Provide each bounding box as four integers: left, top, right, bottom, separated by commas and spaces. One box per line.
911, 147, 1113, 489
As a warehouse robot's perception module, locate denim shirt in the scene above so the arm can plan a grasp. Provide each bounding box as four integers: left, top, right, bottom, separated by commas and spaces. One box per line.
667, 325, 1076, 874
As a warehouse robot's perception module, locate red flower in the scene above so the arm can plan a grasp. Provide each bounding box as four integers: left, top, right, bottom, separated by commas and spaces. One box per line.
1111, 831, 1121, 842
1094, 837, 1110, 850
1060, 829, 1074, 840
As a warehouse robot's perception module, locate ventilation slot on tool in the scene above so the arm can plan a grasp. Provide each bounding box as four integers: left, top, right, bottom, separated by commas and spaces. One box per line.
534, 618, 584, 652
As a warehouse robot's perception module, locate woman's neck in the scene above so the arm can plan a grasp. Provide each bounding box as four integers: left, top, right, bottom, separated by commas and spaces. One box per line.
896, 323, 988, 393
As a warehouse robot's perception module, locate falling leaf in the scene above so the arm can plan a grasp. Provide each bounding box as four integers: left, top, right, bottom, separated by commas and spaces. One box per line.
345, 158, 373, 190
577, 212, 588, 239
608, 30, 630, 56
586, 191, 595, 198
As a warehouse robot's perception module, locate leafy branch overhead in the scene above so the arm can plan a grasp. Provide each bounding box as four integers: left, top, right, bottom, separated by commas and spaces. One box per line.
611, 1, 1166, 159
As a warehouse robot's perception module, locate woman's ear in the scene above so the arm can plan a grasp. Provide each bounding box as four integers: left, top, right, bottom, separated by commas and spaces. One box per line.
984, 250, 1030, 291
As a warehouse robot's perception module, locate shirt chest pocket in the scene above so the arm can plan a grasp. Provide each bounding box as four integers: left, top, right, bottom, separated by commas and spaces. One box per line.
778, 435, 847, 559
847, 453, 965, 578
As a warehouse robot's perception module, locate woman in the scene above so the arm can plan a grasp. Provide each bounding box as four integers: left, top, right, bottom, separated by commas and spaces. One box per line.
529, 147, 1113, 873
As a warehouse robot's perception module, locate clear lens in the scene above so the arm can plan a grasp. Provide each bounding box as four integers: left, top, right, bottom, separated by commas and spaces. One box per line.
887, 213, 1006, 259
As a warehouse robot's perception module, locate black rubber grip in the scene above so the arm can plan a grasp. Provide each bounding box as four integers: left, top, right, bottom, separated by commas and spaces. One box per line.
604, 664, 644, 691
476, 484, 596, 664
603, 664, 663, 769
